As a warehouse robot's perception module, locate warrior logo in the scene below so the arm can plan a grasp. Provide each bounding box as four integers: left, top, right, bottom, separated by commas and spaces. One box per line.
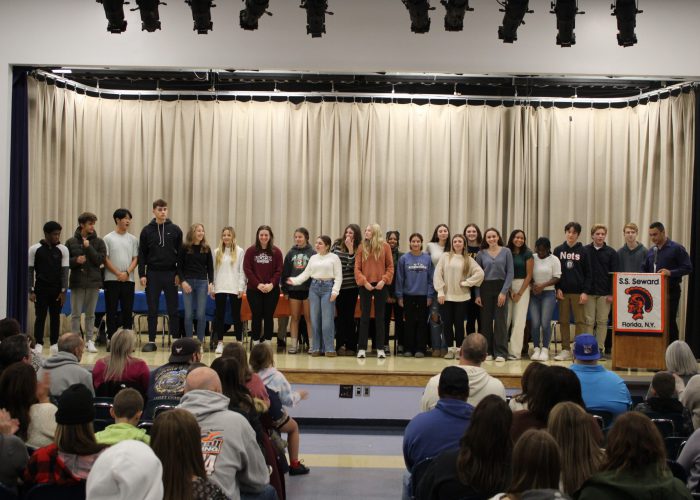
624, 286, 654, 320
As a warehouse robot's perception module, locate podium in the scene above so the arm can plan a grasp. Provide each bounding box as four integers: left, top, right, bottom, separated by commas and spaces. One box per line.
612, 273, 668, 371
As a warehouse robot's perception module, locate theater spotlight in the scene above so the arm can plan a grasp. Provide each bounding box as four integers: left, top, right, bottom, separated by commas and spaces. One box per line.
240, 0, 271, 31
402, 0, 434, 34
132, 0, 164, 32
97, 0, 128, 34
497, 0, 532, 43
550, 0, 584, 47
186, 0, 215, 34
611, 0, 642, 47
440, 0, 473, 32
300, 0, 333, 38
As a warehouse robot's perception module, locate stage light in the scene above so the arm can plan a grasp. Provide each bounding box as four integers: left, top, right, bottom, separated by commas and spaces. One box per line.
497, 0, 532, 43
240, 0, 271, 31
611, 0, 642, 47
300, 0, 333, 38
186, 0, 215, 34
132, 0, 164, 32
550, 0, 584, 47
97, 0, 128, 34
402, 0, 434, 34
440, 0, 473, 32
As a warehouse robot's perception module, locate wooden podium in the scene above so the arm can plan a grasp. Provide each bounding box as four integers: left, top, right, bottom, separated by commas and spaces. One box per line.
612, 273, 668, 371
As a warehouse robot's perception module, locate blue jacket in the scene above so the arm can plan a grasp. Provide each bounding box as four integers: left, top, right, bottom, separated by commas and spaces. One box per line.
395, 252, 435, 299
642, 239, 693, 288
570, 364, 631, 417
402, 398, 473, 470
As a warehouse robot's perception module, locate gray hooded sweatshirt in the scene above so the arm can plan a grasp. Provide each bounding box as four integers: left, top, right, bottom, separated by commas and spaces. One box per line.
178, 389, 269, 500
37, 351, 94, 398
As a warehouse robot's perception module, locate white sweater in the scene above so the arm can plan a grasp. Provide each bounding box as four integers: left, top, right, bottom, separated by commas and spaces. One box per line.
289, 253, 343, 295
532, 254, 562, 291
433, 253, 484, 302
213, 246, 246, 294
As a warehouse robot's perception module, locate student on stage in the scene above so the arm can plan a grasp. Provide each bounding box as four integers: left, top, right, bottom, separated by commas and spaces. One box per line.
286, 235, 342, 356
211, 227, 246, 354
475, 228, 513, 362
434, 235, 484, 360
385, 231, 404, 355
529, 237, 561, 361
427, 224, 451, 356
243, 225, 283, 344
463, 224, 483, 336
138, 199, 183, 353
426, 224, 451, 267
331, 224, 362, 356
396, 233, 434, 358
178, 224, 214, 344
505, 230, 533, 360
617, 222, 647, 272
28, 221, 69, 354
281, 227, 315, 354
103, 209, 138, 351
355, 224, 394, 359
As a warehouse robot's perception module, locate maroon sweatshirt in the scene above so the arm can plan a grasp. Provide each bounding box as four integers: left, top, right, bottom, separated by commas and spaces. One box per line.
243, 245, 283, 289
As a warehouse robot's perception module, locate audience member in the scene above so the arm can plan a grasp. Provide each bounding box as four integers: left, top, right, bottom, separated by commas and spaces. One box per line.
147, 338, 201, 405
635, 371, 693, 437
37, 333, 94, 397
93, 329, 150, 397
509, 361, 547, 412
0, 321, 44, 372
677, 426, 700, 491
421, 334, 506, 411
221, 342, 270, 405
0, 334, 31, 373
547, 402, 604, 495
86, 439, 163, 500
575, 412, 692, 499
681, 375, 700, 430
569, 334, 631, 418
151, 408, 229, 500
0, 408, 29, 494
96, 388, 150, 445
416, 395, 512, 500
661, 341, 699, 399
177, 367, 272, 500
23, 384, 107, 488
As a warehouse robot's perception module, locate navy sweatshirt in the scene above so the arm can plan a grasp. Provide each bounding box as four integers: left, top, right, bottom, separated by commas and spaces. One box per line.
138, 219, 183, 276
553, 241, 592, 294
587, 243, 619, 295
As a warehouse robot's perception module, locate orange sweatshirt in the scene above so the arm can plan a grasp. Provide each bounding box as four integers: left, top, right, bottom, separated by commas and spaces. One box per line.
354, 242, 394, 286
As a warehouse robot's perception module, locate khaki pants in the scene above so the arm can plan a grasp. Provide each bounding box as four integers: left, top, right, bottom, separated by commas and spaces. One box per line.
558, 293, 586, 350
584, 295, 611, 351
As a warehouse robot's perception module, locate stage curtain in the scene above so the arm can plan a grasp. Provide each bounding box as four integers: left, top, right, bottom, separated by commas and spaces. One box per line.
27, 78, 695, 335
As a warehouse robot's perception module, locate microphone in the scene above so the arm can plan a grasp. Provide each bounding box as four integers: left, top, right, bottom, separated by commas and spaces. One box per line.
653, 246, 658, 273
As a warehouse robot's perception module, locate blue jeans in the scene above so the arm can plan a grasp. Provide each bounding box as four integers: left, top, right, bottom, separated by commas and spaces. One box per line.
528, 290, 556, 348
183, 279, 209, 341
309, 279, 336, 353
241, 484, 278, 500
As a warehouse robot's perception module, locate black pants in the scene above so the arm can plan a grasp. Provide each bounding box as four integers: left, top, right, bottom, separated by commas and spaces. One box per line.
403, 295, 428, 355
335, 287, 359, 350
440, 300, 467, 349
214, 293, 243, 342
34, 288, 62, 346
145, 270, 179, 342
466, 296, 480, 334
103, 281, 135, 339
480, 279, 508, 357
669, 284, 682, 343
358, 285, 388, 350
247, 287, 280, 342
385, 300, 404, 348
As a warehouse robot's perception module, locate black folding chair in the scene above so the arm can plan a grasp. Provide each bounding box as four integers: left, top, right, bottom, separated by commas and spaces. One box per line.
410, 456, 434, 499
25, 483, 86, 500
652, 418, 676, 439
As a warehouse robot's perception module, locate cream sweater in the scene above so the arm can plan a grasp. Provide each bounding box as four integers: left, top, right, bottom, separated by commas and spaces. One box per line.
433, 253, 484, 302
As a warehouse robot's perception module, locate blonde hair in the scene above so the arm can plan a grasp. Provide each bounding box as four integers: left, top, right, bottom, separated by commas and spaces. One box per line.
183, 223, 210, 253
449, 234, 472, 277
103, 329, 138, 381
361, 223, 385, 261
623, 222, 639, 233
215, 226, 238, 269
590, 223, 608, 236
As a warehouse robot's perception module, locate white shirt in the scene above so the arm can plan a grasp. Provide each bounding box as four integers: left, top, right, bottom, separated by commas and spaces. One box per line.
289, 252, 343, 295
213, 246, 246, 294
532, 254, 562, 291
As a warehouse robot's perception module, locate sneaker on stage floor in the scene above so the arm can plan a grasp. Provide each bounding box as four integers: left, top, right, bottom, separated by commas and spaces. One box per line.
539, 347, 550, 361
86, 340, 98, 353
383, 345, 391, 357
397, 345, 404, 355
415, 352, 425, 358
142, 342, 157, 353
289, 460, 310, 476
531, 348, 541, 361
495, 356, 506, 363
403, 351, 413, 357
485, 355, 494, 361
215, 342, 224, 355
33, 344, 43, 355
357, 349, 366, 359
325, 351, 337, 357
507, 354, 520, 360
443, 348, 455, 360
431, 350, 441, 358
50, 344, 58, 354
553, 349, 571, 361
377, 349, 386, 359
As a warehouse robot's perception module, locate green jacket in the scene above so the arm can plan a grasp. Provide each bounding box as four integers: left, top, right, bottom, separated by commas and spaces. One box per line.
95, 423, 150, 445
66, 227, 106, 289
575, 465, 692, 500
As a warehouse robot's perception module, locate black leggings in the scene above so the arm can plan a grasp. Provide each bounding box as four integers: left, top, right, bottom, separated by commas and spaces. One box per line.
440, 300, 467, 349
247, 287, 280, 342
214, 293, 243, 342
335, 287, 359, 350
403, 295, 428, 354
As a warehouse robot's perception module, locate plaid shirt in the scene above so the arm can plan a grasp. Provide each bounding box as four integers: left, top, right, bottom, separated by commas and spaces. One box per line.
23, 444, 80, 488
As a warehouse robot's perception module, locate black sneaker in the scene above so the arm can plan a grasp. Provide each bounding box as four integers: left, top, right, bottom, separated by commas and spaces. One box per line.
142, 342, 157, 353
289, 461, 310, 476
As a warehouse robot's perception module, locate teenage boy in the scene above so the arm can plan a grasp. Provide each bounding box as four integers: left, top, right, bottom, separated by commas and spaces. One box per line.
103, 209, 139, 350
138, 199, 183, 352
552, 222, 592, 361
95, 388, 150, 445
28, 221, 69, 354
66, 212, 106, 353
584, 224, 619, 356
617, 222, 647, 272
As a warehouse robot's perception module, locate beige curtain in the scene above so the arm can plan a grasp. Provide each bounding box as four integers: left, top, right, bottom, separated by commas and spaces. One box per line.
28, 78, 695, 332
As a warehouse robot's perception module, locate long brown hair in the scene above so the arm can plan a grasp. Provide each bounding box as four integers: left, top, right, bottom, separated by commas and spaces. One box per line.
151, 409, 207, 500
221, 342, 253, 382
448, 234, 472, 277
509, 429, 561, 494
602, 412, 668, 475
0, 362, 37, 440
103, 329, 137, 381
361, 223, 385, 261
183, 223, 210, 254
56, 423, 106, 455
249, 343, 274, 372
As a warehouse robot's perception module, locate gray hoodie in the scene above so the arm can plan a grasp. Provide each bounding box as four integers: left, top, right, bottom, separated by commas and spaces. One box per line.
420, 365, 506, 411
37, 351, 94, 397
178, 390, 269, 500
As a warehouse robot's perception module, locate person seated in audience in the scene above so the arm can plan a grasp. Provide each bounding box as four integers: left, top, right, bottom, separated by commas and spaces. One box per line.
666, 340, 699, 388
491, 429, 563, 500
635, 371, 693, 437
681, 375, 700, 430
23, 384, 107, 488
177, 367, 273, 500
151, 408, 228, 500
569, 334, 631, 418
0, 362, 56, 448
92, 329, 150, 397
0, 408, 29, 495
221, 342, 270, 405
37, 333, 94, 397
508, 361, 547, 412
677, 425, 700, 491
511, 365, 603, 445
250, 342, 310, 476
95, 388, 150, 445
147, 337, 201, 408
547, 402, 604, 495
86, 439, 163, 500
0, 334, 31, 374
421, 333, 507, 411
416, 395, 512, 500
0, 318, 42, 372
575, 412, 692, 500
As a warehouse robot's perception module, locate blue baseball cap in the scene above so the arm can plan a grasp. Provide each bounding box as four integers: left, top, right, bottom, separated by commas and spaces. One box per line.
573, 334, 601, 361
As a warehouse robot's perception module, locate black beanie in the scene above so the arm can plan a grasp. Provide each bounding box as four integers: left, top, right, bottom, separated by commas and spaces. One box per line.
55, 384, 95, 425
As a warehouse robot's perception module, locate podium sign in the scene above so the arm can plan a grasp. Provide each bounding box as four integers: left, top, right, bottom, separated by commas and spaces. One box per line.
613, 273, 665, 334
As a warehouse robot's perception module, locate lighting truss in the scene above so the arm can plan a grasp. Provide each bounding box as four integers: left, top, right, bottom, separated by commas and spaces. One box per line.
300, 0, 332, 38
97, 0, 128, 34
185, 0, 215, 34
611, 0, 642, 47
402, 0, 434, 34
497, 0, 532, 43
441, 0, 473, 32
240, 0, 271, 30
133, 0, 164, 32
550, 0, 584, 47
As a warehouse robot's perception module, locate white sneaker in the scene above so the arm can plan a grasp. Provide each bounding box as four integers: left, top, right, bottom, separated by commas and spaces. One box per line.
485, 355, 494, 361
443, 348, 455, 360
540, 347, 550, 361
553, 349, 571, 361
531, 348, 541, 361
86, 340, 98, 353
50, 344, 59, 354
495, 356, 506, 363
215, 342, 224, 355
377, 349, 386, 359
33, 344, 43, 355
357, 349, 366, 359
